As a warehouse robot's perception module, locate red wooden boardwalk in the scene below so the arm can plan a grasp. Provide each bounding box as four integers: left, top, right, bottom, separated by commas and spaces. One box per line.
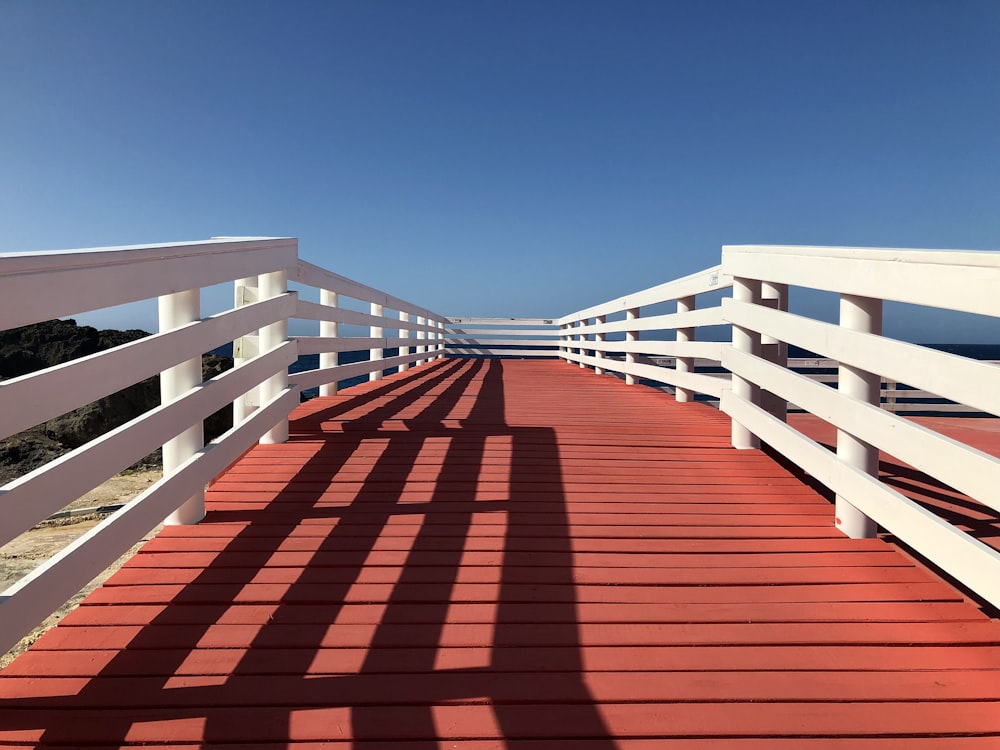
5, 358, 1000, 747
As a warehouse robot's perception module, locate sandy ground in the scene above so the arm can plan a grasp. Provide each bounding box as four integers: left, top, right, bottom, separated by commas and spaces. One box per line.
0, 469, 163, 668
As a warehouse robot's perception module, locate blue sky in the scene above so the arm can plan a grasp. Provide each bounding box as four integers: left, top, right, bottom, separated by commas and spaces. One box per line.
1, 1, 998, 340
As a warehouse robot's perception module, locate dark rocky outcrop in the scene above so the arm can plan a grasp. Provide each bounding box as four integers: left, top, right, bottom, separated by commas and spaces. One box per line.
0, 320, 234, 484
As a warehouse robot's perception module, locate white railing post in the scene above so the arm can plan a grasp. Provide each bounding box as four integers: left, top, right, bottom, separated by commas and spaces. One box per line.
437, 320, 445, 359
595, 314, 606, 375
675, 295, 695, 402
760, 282, 789, 421
731, 277, 761, 449
578, 319, 587, 368
232, 277, 259, 424
259, 269, 289, 444
319, 289, 339, 397
370, 302, 384, 381
159, 287, 205, 525
561, 323, 570, 362
415, 316, 426, 365
399, 311, 410, 372
835, 294, 882, 538
625, 307, 639, 385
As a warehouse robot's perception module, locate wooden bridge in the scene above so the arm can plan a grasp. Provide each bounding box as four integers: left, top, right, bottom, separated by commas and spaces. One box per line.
3, 239, 1000, 746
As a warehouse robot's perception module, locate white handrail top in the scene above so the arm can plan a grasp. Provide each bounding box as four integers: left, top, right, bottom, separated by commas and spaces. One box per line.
724, 244, 1000, 268
0, 237, 297, 275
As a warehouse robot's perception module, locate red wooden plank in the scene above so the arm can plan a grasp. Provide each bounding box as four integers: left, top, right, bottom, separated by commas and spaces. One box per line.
8, 702, 1000, 743
8, 668, 1000, 707
9, 643, 1000, 678
96, 576, 962, 605
61, 600, 982, 627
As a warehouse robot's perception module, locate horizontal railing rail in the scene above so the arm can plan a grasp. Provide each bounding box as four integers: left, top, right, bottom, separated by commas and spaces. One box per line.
444, 317, 561, 358
0, 237, 447, 656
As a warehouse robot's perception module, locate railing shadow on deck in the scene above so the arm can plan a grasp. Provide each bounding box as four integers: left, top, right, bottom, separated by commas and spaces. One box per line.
17, 358, 615, 746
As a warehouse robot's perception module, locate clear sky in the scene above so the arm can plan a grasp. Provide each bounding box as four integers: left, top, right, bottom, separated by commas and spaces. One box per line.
2, 1, 998, 340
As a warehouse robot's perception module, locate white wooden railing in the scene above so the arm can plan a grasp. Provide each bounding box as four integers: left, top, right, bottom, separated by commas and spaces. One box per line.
444, 317, 561, 358
4, 237, 1000, 652
719, 244, 1000, 607
559, 265, 734, 401
0, 237, 447, 655
561, 244, 1000, 610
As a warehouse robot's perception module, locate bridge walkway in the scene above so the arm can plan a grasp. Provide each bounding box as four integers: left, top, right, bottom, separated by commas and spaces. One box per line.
4, 358, 1000, 747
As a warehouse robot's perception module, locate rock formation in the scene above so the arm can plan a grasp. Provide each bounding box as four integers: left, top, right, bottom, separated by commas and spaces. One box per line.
0, 320, 233, 484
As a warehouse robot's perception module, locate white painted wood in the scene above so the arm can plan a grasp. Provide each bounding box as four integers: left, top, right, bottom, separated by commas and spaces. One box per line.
560, 265, 731, 325
158, 289, 205, 526
642, 356, 730, 376
724, 243, 1000, 269
0, 342, 297, 547
295, 299, 441, 334
594, 314, 607, 375
290, 350, 430, 392
722, 300, 1000, 417
0, 386, 299, 658
399, 311, 410, 373
570, 307, 726, 336
369, 302, 384, 382
759, 282, 789, 422
296, 260, 446, 323
233, 277, 262, 423
416, 316, 426, 365
674, 296, 695, 402
0, 293, 294, 442
723, 245, 1000, 318
891, 402, 987, 413
730, 278, 761, 449
448, 317, 557, 326
318, 289, 339, 397
258, 270, 290, 444
835, 295, 882, 538
573, 339, 724, 360
624, 309, 640, 385
564, 351, 726, 397
1, 238, 297, 330
724, 346, 1000, 516
721, 389, 1000, 609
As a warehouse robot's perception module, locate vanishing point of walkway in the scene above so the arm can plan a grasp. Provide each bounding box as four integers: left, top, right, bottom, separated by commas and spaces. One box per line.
4, 359, 1000, 747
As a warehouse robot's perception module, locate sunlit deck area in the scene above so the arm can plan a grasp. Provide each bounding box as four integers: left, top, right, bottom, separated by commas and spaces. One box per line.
5, 358, 1000, 747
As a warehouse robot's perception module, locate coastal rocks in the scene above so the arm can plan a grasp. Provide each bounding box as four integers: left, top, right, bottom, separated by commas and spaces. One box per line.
0, 320, 234, 484
0, 319, 150, 380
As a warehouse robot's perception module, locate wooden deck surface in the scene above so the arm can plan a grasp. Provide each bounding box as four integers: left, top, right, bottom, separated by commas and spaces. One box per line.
5, 358, 1000, 747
